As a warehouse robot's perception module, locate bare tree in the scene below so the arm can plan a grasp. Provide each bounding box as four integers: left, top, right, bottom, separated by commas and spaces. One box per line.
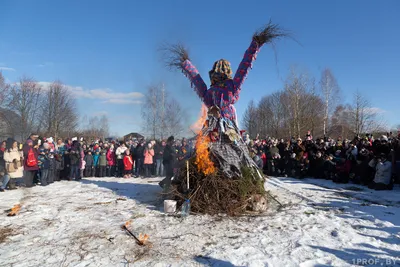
0, 72, 10, 108
243, 100, 259, 138
283, 67, 317, 138
40, 81, 78, 139
142, 85, 161, 139
164, 98, 184, 137
8, 76, 42, 140
99, 114, 110, 140
319, 68, 340, 136
350, 91, 386, 135
141, 84, 184, 139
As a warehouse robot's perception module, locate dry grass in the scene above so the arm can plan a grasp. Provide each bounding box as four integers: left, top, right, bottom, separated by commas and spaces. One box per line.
159, 42, 190, 71
0, 227, 16, 243
172, 158, 267, 216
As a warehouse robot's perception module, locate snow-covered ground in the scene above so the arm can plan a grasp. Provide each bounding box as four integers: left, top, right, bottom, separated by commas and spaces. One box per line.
0, 176, 399, 267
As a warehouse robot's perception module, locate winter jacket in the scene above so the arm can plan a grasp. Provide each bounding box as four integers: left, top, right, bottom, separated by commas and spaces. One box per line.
55, 154, 63, 170
154, 144, 164, 160
93, 153, 100, 167
23, 142, 39, 171
84, 154, 94, 166
374, 160, 392, 185
3, 148, 24, 178
116, 146, 127, 160
38, 154, 50, 170
135, 145, 145, 160
144, 149, 154, 165
99, 152, 107, 166
106, 149, 115, 166
69, 150, 80, 166
49, 156, 56, 171
163, 144, 176, 165
123, 155, 133, 170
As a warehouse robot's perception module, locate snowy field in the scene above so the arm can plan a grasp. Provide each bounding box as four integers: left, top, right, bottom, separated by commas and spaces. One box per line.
0, 176, 399, 267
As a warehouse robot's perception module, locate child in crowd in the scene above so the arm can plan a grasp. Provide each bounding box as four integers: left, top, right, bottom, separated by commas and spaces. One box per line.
93, 150, 100, 176
84, 151, 94, 177
123, 150, 133, 178
38, 148, 50, 186
99, 150, 107, 177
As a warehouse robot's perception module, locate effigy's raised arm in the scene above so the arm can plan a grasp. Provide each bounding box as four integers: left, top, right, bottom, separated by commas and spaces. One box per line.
161, 43, 207, 101
232, 21, 289, 103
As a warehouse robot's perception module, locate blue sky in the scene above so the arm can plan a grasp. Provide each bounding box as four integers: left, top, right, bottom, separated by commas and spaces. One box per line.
1, 0, 399, 136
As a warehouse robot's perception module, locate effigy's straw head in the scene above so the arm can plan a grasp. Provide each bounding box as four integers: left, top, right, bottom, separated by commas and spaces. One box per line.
209, 59, 233, 85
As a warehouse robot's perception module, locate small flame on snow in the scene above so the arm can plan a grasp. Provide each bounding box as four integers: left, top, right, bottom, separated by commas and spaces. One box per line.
124, 220, 132, 228
8, 204, 21, 216
139, 233, 149, 244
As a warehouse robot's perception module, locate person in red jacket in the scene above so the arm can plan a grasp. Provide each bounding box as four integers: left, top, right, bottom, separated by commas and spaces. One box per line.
123, 150, 133, 178
106, 145, 116, 177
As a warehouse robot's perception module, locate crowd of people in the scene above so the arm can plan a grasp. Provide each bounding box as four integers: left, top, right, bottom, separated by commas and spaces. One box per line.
0, 134, 193, 192
1, 131, 399, 192
246, 131, 400, 191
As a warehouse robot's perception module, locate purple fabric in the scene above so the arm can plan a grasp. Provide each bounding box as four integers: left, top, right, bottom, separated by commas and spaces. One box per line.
181, 39, 260, 122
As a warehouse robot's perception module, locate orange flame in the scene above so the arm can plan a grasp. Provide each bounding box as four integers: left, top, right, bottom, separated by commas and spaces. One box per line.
124, 220, 132, 227
8, 204, 21, 216
190, 104, 208, 134
139, 233, 149, 244
191, 105, 216, 175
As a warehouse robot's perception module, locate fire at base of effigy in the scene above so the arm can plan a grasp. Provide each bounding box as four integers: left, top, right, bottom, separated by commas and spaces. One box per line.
171, 105, 268, 216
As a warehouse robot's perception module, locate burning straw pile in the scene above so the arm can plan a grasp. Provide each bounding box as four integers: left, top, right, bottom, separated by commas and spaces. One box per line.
171, 106, 268, 216
173, 159, 267, 215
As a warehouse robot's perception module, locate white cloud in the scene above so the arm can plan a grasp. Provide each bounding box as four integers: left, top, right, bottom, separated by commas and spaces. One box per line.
37, 81, 143, 105
0, 67, 16, 71
364, 107, 386, 114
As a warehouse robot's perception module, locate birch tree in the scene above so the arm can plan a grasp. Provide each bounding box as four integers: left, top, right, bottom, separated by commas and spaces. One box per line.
243, 100, 259, 138
141, 84, 184, 139
319, 68, 340, 136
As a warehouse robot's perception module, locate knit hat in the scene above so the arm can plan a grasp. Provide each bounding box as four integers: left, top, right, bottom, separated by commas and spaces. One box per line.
167, 136, 174, 143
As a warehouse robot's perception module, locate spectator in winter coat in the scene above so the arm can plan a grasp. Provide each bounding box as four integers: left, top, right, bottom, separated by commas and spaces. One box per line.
0, 147, 10, 192
55, 152, 63, 181
48, 152, 56, 184
106, 146, 116, 177
38, 148, 50, 186
23, 139, 39, 187
134, 142, 145, 177
116, 143, 127, 177
154, 141, 166, 177
99, 150, 107, 177
159, 136, 176, 189
93, 150, 100, 176
144, 143, 155, 177
69, 149, 80, 180
84, 151, 94, 177
123, 150, 133, 178
3, 139, 23, 189
369, 153, 393, 190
